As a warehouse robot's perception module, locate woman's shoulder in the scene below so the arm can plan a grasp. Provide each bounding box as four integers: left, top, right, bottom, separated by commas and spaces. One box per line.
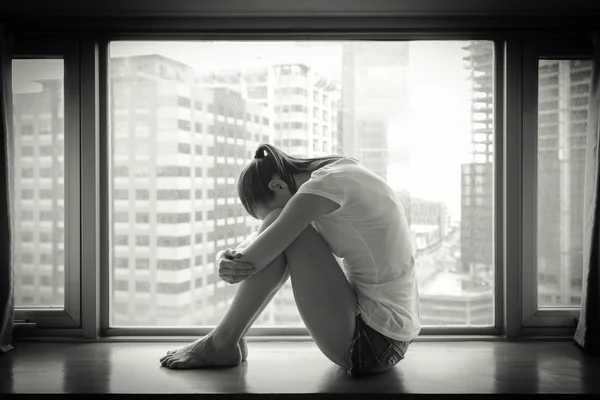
312, 157, 361, 177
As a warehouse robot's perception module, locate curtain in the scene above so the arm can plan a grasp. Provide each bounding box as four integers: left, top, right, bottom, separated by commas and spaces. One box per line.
574, 32, 600, 354
0, 23, 14, 355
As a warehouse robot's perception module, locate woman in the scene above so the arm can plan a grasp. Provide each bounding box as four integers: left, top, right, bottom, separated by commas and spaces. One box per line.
160, 144, 420, 376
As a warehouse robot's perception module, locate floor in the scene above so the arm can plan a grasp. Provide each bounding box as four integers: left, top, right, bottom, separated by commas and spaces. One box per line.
0, 340, 599, 396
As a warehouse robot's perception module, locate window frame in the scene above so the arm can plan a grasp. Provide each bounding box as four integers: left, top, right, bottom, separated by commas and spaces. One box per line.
8, 21, 592, 340
11, 38, 82, 329
521, 38, 595, 330
98, 34, 504, 337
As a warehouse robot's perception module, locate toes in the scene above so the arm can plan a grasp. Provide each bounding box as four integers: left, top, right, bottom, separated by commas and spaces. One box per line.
168, 361, 181, 369
161, 355, 174, 366
166, 357, 178, 368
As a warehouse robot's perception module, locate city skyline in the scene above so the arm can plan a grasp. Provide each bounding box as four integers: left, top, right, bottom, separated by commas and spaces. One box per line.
13, 42, 474, 221
109, 41, 472, 221
11, 40, 498, 328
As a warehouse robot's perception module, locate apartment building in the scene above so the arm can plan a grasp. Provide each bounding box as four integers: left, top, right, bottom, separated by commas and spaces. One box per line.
109, 54, 270, 326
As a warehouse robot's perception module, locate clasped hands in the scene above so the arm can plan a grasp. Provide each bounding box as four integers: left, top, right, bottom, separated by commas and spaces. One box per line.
216, 249, 257, 284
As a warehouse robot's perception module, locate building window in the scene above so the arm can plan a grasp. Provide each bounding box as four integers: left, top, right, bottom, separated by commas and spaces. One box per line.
135, 213, 149, 223
114, 258, 129, 268
157, 236, 191, 247
136, 258, 150, 269
178, 143, 191, 154
136, 235, 150, 246
177, 96, 191, 108
135, 189, 150, 200
178, 119, 191, 131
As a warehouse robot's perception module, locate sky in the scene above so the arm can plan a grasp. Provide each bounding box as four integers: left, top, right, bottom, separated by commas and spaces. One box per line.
13, 41, 482, 222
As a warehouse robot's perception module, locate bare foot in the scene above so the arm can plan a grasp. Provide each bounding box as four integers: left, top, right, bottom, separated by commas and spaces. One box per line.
162, 337, 248, 362
159, 334, 242, 369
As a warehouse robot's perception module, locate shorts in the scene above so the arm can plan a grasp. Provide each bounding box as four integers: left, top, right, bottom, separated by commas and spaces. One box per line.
345, 313, 412, 376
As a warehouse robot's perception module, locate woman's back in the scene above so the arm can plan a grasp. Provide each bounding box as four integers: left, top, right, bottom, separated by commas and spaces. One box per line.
297, 158, 421, 341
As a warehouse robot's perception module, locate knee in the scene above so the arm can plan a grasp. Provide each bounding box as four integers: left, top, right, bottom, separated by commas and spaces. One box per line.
283, 223, 320, 260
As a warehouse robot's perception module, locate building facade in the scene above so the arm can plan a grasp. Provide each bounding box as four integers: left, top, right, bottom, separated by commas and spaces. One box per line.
109, 54, 270, 326
536, 59, 592, 306
13, 78, 66, 308
341, 42, 410, 181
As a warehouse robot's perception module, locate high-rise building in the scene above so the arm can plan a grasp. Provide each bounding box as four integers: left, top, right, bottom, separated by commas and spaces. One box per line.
341, 42, 410, 180
536, 59, 592, 306
13, 78, 66, 307
196, 63, 340, 158
109, 54, 270, 326
407, 41, 496, 327
461, 42, 495, 277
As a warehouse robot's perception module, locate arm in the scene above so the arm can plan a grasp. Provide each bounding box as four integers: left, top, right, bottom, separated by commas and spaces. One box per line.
235, 231, 259, 251
215, 230, 258, 263
234, 193, 339, 271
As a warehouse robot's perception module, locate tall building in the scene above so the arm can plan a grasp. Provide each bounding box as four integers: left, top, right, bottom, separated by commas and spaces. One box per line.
536, 59, 592, 306
341, 42, 410, 180
196, 63, 340, 158
109, 54, 270, 326
13, 78, 66, 307
461, 42, 495, 277
405, 41, 497, 327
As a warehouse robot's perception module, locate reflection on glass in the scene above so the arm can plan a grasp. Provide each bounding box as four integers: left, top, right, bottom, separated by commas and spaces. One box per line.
12, 59, 66, 308
537, 59, 591, 308
109, 41, 495, 327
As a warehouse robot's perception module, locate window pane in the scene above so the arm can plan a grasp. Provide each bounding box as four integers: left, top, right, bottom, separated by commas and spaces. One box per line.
12, 59, 65, 308
537, 59, 591, 308
109, 41, 494, 327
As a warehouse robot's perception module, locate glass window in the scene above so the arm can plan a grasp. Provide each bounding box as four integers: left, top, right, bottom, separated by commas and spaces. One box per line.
536, 59, 591, 308
12, 58, 65, 308
109, 40, 494, 327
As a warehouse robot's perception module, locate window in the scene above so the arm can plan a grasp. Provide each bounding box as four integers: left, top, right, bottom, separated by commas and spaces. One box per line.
177, 143, 191, 154
10, 40, 81, 330
12, 58, 67, 309
178, 119, 191, 131
136, 235, 150, 246
521, 39, 594, 328
157, 213, 191, 223
108, 40, 495, 329
177, 96, 191, 108
536, 59, 590, 309
157, 236, 191, 247
135, 213, 149, 223
157, 259, 190, 271
135, 189, 149, 200
157, 166, 191, 177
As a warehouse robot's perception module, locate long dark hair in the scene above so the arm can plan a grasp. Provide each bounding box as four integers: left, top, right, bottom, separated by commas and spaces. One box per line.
237, 144, 351, 218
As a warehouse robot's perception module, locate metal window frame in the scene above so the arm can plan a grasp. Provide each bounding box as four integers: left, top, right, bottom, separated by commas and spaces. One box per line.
12, 38, 81, 329
11, 21, 593, 340
521, 38, 595, 331
97, 32, 503, 337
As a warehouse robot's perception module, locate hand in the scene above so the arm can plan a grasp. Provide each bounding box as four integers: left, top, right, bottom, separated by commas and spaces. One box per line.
217, 248, 256, 284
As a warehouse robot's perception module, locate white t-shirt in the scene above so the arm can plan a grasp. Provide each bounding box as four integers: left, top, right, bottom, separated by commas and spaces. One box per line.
296, 158, 421, 341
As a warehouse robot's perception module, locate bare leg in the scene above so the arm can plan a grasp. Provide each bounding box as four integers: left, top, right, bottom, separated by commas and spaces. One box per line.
161, 208, 357, 370
284, 220, 357, 370
160, 211, 289, 369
